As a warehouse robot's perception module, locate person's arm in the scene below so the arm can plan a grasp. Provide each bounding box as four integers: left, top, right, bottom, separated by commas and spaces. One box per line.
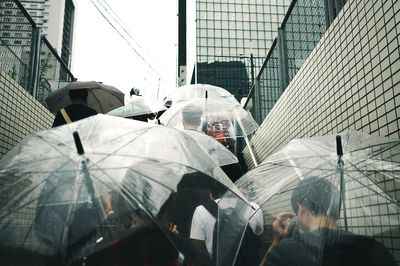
260, 212, 294, 266
190, 207, 211, 264
101, 193, 114, 219
267, 212, 293, 252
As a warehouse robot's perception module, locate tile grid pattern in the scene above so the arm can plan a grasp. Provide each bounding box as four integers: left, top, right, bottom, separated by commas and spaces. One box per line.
244, 0, 400, 261
0, 69, 53, 159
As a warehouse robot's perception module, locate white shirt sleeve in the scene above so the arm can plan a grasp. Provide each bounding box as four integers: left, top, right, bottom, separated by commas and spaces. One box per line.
190, 206, 206, 240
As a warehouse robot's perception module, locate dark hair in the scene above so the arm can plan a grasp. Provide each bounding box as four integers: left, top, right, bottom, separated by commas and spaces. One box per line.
182, 105, 202, 127
174, 172, 215, 237
291, 177, 340, 219
177, 171, 215, 191
69, 89, 88, 102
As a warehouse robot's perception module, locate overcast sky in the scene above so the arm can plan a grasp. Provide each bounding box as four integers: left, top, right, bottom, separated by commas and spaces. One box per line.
72, 0, 178, 101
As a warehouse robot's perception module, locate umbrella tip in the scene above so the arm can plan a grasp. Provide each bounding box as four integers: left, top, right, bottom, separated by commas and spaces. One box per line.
73, 131, 85, 155
336, 135, 343, 156
205, 90, 208, 99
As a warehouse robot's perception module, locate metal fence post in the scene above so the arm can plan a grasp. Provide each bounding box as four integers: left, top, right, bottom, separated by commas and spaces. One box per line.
28, 27, 42, 98
278, 27, 289, 93
253, 81, 262, 125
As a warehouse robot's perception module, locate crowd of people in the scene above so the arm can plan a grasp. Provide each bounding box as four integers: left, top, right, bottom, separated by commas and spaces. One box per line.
43, 89, 397, 266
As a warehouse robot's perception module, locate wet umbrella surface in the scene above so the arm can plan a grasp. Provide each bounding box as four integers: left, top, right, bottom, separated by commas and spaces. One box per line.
0, 114, 252, 266
45, 81, 124, 114
107, 95, 166, 118
166, 84, 239, 105
236, 131, 399, 266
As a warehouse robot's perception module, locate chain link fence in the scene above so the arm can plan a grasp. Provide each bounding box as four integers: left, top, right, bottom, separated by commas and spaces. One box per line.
0, 0, 74, 107
244, 0, 345, 124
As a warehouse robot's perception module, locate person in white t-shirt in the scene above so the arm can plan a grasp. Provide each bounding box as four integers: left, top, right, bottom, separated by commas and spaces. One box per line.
190, 200, 263, 257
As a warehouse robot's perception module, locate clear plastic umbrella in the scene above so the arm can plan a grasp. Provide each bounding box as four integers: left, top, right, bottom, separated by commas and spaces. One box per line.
160, 98, 259, 139
183, 129, 238, 166
0, 114, 251, 266
167, 84, 239, 104
160, 98, 259, 166
107, 95, 167, 118
236, 131, 399, 266
45, 81, 124, 114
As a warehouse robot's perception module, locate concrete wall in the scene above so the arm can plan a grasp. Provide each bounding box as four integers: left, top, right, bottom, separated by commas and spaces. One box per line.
0, 69, 53, 159
243, 0, 400, 261
245, 0, 400, 166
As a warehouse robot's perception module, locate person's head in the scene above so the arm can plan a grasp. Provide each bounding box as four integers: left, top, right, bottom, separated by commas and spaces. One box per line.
182, 105, 203, 130
291, 177, 340, 232
69, 89, 88, 104
174, 171, 215, 237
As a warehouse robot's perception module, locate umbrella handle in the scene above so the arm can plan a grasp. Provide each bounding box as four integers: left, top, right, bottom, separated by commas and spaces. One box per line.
336, 135, 343, 156
73, 131, 85, 155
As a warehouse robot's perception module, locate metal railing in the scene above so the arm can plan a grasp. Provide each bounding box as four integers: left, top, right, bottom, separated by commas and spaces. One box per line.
0, 0, 74, 106
244, 0, 345, 124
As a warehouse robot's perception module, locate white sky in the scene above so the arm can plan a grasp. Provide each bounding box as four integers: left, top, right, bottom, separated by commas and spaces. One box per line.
72, 0, 178, 102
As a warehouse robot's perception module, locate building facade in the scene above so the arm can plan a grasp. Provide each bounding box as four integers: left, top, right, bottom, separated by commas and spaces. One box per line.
20, 0, 76, 67
0, 0, 75, 103
0, 0, 76, 67
179, 0, 292, 100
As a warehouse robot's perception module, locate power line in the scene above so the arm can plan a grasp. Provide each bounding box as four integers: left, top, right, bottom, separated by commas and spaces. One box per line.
89, 0, 161, 77
96, 0, 147, 55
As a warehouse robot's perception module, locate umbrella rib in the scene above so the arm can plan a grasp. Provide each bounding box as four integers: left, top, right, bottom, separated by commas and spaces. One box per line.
0, 167, 77, 220
90, 90, 105, 113
87, 128, 153, 166
347, 140, 400, 155
0, 155, 77, 173
88, 161, 176, 196
344, 159, 400, 206
89, 128, 220, 181
297, 138, 336, 158
268, 160, 337, 171
256, 160, 338, 207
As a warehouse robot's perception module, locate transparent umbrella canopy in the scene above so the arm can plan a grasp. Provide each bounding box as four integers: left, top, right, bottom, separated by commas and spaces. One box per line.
235, 131, 400, 265
160, 98, 259, 166
159, 98, 259, 139
166, 84, 239, 105
107, 95, 167, 118
45, 81, 124, 114
0, 115, 251, 266
182, 129, 238, 166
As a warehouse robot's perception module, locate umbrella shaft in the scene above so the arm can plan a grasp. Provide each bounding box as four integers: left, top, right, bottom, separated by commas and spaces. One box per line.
338, 158, 348, 231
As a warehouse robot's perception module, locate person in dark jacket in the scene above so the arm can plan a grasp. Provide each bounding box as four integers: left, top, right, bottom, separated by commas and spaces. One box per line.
52, 89, 97, 127
263, 177, 396, 266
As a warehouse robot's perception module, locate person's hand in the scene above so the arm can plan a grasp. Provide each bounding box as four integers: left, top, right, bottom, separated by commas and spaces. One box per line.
103, 209, 117, 225
268, 212, 294, 252
169, 224, 180, 235
273, 212, 294, 238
